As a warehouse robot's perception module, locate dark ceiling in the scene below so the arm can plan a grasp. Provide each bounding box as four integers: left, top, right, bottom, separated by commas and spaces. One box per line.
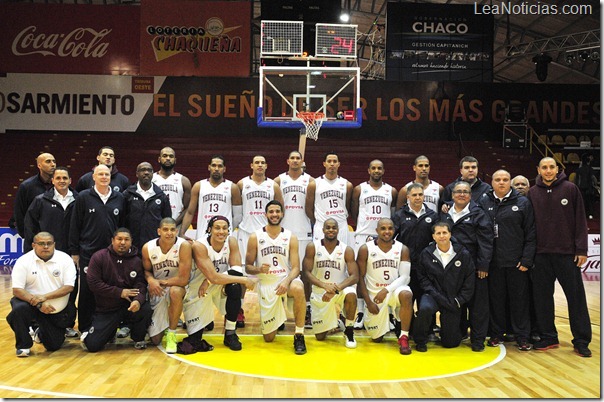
10, 0, 602, 84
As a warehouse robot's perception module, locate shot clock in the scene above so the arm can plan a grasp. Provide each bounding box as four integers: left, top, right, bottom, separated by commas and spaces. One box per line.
315, 23, 358, 59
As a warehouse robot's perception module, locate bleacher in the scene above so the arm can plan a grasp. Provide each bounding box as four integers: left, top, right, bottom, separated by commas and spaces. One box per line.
3, 130, 546, 227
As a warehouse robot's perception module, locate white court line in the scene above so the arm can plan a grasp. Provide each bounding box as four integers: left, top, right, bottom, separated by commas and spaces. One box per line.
0, 384, 94, 398
161, 338, 508, 384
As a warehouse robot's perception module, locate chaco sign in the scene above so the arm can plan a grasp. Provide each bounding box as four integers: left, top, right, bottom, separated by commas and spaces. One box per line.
0, 3, 139, 75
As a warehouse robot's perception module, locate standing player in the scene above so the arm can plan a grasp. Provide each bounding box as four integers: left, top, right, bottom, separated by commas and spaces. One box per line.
142, 218, 193, 354
302, 219, 359, 348
180, 155, 242, 239
357, 218, 413, 355
152, 147, 192, 227
188, 216, 257, 351
396, 155, 444, 212
274, 151, 314, 328
236, 155, 283, 327
245, 200, 307, 355
306, 152, 353, 246
350, 159, 397, 330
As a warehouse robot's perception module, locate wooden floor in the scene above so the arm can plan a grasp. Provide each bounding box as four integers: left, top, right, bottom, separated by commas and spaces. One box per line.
0, 274, 600, 398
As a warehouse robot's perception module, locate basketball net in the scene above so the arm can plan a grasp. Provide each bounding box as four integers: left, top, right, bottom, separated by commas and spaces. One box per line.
297, 111, 325, 141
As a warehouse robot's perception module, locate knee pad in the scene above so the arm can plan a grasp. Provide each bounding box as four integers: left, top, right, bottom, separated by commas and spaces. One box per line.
225, 282, 241, 298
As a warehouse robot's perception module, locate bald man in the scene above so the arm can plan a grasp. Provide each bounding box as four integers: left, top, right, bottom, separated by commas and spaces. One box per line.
152, 147, 192, 227
69, 164, 126, 332
511, 175, 530, 196
13, 152, 56, 237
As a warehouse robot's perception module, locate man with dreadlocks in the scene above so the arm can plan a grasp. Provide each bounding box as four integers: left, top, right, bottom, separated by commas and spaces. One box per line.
187, 216, 257, 351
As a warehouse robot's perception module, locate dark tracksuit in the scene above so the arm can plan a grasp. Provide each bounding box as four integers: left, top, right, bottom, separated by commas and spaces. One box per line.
414, 241, 475, 347
13, 174, 53, 237
69, 188, 126, 332
75, 166, 130, 193
123, 183, 172, 251
393, 203, 439, 299
528, 172, 591, 348
441, 200, 493, 346
84, 245, 151, 352
24, 187, 78, 253
479, 189, 536, 341
441, 177, 492, 207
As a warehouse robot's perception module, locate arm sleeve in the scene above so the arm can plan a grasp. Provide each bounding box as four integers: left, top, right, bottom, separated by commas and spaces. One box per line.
232, 205, 243, 229
386, 260, 410, 293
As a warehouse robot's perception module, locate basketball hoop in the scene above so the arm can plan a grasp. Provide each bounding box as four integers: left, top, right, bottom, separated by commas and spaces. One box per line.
297, 111, 325, 141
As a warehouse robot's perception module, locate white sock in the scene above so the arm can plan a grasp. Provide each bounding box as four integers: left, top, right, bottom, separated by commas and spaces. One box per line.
295, 326, 304, 335
225, 320, 236, 331
399, 330, 409, 338
357, 298, 365, 310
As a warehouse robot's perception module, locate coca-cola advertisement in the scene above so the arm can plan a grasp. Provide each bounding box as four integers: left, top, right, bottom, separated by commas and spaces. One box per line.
140, 0, 251, 77
0, 3, 139, 75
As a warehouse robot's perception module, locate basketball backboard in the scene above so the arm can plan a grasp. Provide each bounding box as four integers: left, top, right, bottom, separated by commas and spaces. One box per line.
257, 66, 362, 129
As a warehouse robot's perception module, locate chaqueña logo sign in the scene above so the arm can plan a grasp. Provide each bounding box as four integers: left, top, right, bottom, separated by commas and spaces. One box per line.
11, 26, 111, 58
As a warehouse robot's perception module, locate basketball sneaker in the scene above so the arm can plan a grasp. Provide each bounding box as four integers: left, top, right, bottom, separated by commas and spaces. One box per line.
236, 309, 245, 328
165, 331, 177, 354
205, 321, 215, 331
398, 335, 411, 355
32, 328, 41, 344
134, 341, 147, 350
116, 326, 131, 338
574, 345, 592, 357
293, 334, 307, 355
65, 327, 79, 338
224, 333, 242, 351
353, 312, 364, 330
16, 348, 30, 357
534, 337, 560, 351
344, 326, 357, 349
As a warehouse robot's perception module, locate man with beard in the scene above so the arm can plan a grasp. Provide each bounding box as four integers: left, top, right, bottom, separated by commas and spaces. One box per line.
528, 157, 591, 357
75, 146, 130, 193
302, 219, 359, 348
357, 218, 414, 355
187, 216, 257, 351
152, 147, 192, 227
245, 200, 307, 354
124, 162, 172, 251
396, 155, 443, 213
81, 228, 152, 352
181, 155, 243, 239
350, 159, 397, 330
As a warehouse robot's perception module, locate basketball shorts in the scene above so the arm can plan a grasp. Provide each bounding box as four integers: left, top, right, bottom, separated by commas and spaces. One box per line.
257, 277, 301, 334
310, 285, 356, 334
363, 285, 412, 340
183, 273, 227, 335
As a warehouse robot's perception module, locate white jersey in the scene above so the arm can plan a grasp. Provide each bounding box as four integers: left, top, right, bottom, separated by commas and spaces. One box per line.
255, 228, 292, 284
364, 240, 404, 296
403, 180, 441, 213
239, 177, 275, 233
278, 172, 312, 240
146, 237, 187, 280
152, 172, 185, 220
311, 240, 349, 295
196, 179, 233, 233
355, 181, 394, 235
314, 175, 349, 226
191, 236, 231, 283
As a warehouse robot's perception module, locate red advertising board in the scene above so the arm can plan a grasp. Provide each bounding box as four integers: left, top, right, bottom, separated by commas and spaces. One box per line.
0, 3, 140, 75
140, 0, 251, 77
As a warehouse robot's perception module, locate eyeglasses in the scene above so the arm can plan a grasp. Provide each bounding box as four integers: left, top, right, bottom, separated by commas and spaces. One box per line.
453, 190, 471, 195
34, 241, 55, 247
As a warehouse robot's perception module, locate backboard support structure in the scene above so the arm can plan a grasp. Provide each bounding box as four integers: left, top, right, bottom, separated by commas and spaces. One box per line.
258, 21, 361, 157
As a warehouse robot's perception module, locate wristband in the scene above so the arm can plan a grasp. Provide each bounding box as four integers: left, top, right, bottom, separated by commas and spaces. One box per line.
36, 302, 43, 310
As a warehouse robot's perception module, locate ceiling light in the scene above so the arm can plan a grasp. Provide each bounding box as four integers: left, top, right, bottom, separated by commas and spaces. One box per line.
339, 12, 350, 23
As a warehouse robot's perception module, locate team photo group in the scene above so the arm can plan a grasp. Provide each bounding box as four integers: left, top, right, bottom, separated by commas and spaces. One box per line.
7, 145, 592, 360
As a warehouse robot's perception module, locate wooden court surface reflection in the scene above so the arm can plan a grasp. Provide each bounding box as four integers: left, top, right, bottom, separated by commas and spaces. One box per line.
0, 274, 599, 398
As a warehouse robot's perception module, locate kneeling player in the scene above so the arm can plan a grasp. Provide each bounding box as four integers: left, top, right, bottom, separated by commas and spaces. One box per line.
189, 216, 257, 351
357, 218, 413, 355
143, 218, 192, 354
303, 219, 359, 347
246, 200, 307, 355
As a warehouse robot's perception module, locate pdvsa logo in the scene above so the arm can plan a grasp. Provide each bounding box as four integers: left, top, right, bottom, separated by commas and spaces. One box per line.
0, 228, 24, 268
